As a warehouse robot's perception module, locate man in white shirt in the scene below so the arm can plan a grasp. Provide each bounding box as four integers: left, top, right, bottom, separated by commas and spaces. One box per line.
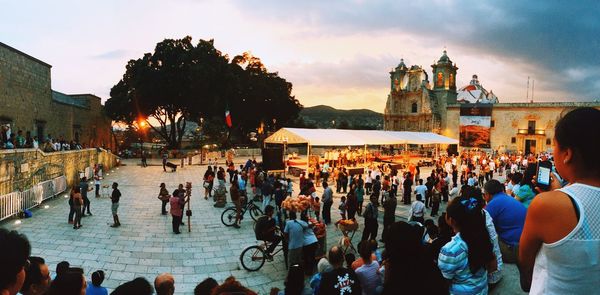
414, 179, 427, 200
409, 194, 426, 224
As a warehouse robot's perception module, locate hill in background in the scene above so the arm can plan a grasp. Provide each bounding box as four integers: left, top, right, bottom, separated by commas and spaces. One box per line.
297, 105, 383, 129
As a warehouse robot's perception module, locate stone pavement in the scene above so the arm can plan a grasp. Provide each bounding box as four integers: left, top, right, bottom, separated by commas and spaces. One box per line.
1, 158, 525, 294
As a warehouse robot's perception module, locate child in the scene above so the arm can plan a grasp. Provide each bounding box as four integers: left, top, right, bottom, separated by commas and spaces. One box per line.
339, 196, 347, 220
313, 197, 321, 221
86, 270, 108, 295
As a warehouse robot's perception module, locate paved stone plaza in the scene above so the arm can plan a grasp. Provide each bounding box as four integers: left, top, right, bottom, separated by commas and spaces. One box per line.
1, 158, 524, 294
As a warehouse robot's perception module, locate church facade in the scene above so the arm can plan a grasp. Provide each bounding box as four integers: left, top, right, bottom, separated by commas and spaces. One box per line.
384, 51, 600, 154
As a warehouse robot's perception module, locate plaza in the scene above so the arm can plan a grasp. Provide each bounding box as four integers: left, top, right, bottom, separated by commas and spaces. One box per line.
1, 158, 525, 294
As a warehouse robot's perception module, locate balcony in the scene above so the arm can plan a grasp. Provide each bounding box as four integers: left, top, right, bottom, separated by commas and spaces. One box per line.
517, 128, 545, 136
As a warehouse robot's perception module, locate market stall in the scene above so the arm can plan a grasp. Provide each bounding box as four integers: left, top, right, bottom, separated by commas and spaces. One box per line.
264, 128, 458, 172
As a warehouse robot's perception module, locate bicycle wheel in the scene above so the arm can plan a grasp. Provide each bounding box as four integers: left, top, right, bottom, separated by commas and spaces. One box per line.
221, 208, 237, 226
249, 205, 263, 221
240, 245, 266, 271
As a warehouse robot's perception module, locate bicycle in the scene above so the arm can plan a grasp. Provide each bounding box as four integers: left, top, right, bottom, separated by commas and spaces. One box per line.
221, 198, 263, 226
239, 229, 288, 271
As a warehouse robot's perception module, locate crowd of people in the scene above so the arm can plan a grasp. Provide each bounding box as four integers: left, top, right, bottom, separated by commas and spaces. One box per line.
0, 227, 265, 295
0, 127, 88, 151
2, 107, 598, 295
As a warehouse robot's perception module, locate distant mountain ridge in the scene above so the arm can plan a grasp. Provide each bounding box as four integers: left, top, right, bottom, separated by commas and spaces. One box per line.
298, 105, 383, 129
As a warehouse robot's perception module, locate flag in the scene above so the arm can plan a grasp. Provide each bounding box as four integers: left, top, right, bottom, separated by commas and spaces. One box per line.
225, 108, 232, 128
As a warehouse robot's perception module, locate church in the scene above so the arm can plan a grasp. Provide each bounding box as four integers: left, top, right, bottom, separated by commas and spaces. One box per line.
384, 51, 600, 154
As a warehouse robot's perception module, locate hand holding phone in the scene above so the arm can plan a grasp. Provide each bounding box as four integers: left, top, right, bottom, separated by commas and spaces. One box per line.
536, 161, 553, 191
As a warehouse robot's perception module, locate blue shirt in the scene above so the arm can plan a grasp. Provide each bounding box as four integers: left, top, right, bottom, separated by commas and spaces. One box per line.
285, 219, 308, 249
303, 223, 318, 246
485, 192, 526, 246
86, 283, 108, 295
438, 233, 488, 295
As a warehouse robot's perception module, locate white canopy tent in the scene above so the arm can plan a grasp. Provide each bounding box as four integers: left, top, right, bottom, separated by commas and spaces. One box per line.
264, 128, 458, 171
264, 128, 458, 146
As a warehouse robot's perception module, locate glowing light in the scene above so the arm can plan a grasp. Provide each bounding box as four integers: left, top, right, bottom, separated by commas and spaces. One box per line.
106, 173, 110, 176
15, 220, 22, 225
64, 194, 69, 199
44, 205, 50, 209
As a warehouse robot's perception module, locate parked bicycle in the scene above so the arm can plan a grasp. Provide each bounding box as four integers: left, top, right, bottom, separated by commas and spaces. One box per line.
239, 228, 287, 271
221, 198, 263, 226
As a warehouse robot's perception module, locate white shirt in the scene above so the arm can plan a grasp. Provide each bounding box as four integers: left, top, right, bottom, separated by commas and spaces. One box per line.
449, 187, 459, 199
452, 157, 457, 166
410, 200, 425, 217
531, 184, 600, 294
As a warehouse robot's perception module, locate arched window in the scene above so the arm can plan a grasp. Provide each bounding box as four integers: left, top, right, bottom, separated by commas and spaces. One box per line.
411, 102, 418, 113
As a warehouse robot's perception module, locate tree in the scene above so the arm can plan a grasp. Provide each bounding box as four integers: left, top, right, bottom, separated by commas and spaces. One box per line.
105, 37, 302, 149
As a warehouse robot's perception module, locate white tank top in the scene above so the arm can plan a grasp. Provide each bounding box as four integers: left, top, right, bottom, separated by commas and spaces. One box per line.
530, 183, 600, 294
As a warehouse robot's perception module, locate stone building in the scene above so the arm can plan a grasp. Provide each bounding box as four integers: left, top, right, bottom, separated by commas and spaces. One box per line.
384, 50, 600, 154
445, 102, 600, 154
384, 50, 457, 132
0, 42, 113, 148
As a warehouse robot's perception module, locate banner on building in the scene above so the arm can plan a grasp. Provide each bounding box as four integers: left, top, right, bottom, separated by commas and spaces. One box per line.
459, 104, 492, 148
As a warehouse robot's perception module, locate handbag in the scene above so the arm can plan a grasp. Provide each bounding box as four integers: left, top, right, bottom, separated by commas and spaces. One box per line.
203, 181, 210, 189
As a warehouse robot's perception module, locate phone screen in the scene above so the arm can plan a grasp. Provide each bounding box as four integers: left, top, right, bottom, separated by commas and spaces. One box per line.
537, 166, 551, 186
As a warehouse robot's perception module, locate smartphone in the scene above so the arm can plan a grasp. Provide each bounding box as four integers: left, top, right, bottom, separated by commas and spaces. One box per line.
536, 160, 552, 191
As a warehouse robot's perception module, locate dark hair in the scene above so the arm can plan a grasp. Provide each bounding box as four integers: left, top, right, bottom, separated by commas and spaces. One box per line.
555, 107, 600, 176
483, 179, 505, 196
111, 277, 153, 295
512, 172, 523, 184
73, 186, 81, 193
47, 268, 84, 295
345, 253, 356, 268
91, 270, 105, 286
0, 229, 31, 290
284, 264, 305, 295
521, 164, 536, 187
21, 256, 46, 293
446, 192, 494, 274
438, 213, 452, 238
328, 246, 344, 267
359, 241, 372, 262
264, 205, 274, 214
55, 261, 70, 279
194, 277, 218, 295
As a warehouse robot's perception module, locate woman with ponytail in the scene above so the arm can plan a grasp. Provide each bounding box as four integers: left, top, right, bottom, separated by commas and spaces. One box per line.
438, 193, 496, 294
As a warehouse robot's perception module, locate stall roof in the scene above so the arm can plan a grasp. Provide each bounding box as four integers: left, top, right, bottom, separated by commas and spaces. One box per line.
264, 128, 458, 146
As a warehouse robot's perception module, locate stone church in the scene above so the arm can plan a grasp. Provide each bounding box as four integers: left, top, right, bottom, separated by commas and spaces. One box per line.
384, 50, 458, 133
384, 50, 600, 154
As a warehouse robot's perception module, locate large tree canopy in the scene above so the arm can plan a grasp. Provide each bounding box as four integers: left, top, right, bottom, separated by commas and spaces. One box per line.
105, 36, 302, 148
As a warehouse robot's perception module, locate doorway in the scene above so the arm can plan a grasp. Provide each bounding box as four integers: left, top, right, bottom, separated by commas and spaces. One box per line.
525, 139, 536, 155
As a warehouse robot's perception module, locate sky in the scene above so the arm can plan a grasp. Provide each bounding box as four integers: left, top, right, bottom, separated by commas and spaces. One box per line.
1, 0, 599, 112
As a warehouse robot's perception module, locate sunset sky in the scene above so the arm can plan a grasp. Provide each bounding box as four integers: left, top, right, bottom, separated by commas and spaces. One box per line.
2, 0, 598, 112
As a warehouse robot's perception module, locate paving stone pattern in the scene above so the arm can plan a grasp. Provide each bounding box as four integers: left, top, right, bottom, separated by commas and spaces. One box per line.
1, 158, 524, 294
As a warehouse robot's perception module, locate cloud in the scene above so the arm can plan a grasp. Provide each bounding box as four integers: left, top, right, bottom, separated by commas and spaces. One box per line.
237, 0, 600, 101
91, 49, 131, 60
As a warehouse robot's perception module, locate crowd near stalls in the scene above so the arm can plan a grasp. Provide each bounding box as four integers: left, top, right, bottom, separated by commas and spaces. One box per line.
0, 126, 88, 151
1, 108, 599, 295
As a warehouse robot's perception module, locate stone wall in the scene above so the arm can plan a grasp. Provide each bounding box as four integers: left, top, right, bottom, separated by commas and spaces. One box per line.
444, 102, 600, 153
0, 42, 52, 131
0, 42, 114, 149
0, 148, 117, 195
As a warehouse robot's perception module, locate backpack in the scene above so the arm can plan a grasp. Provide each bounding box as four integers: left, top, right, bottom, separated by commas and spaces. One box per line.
254, 216, 269, 240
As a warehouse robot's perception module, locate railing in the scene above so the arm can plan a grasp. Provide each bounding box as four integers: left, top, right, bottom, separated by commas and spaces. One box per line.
0, 175, 67, 221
